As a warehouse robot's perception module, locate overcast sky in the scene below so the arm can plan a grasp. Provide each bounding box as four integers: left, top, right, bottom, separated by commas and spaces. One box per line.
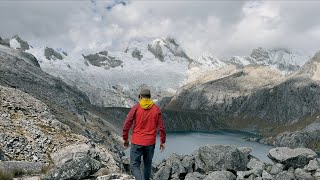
1, 0, 320, 59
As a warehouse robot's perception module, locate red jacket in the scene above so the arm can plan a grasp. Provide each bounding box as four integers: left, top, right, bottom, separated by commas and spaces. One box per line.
122, 102, 166, 146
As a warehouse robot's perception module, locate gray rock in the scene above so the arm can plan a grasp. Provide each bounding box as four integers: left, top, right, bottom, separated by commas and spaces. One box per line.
275, 171, 295, 180
0, 37, 10, 47
0, 161, 44, 173
43, 156, 102, 180
268, 147, 317, 168
131, 49, 143, 60
96, 173, 134, 180
194, 145, 249, 172
269, 163, 285, 175
82, 52, 123, 69
184, 172, 206, 180
204, 171, 236, 180
262, 170, 273, 180
51, 143, 119, 172
247, 157, 265, 171
304, 159, 319, 171
294, 168, 313, 180
18, 51, 40, 67
314, 169, 320, 179
238, 147, 253, 155
13, 176, 41, 180
153, 165, 171, 180
148, 41, 164, 62
11, 35, 30, 51
44, 47, 63, 60
181, 155, 195, 173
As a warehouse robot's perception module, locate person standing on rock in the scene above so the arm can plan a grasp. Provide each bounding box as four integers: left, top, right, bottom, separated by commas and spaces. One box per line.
122, 88, 166, 180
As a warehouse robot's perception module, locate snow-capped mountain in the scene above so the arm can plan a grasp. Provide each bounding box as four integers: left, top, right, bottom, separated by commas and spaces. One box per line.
5, 35, 311, 108
24, 37, 207, 107
227, 47, 310, 74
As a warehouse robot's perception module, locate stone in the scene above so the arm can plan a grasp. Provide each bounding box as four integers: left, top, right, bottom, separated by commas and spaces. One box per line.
50, 143, 118, 172
304, 159, 319, 171
13, 177, 41, 180
96, 173, 134, 180
131, 49, 143, 60
294, 168, 313, 180
247, 157, 265, 171
184, 172, 206, 180
153, 165, 171, 180
268, 147, 317, 168
0, 161, 44, 173
43, 156, 102, 180
269, 163, 284, 175
238, 147, 253, 155
204, 171, 236, 180
194, 145, 249, 172
275, 171, 295, 180
181, 155, 195, 173
153, 153, 186, 180
262, 170, 273, 180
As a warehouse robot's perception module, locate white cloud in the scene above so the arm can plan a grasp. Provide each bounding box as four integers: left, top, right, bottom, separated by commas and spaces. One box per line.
0, 0, 319, 61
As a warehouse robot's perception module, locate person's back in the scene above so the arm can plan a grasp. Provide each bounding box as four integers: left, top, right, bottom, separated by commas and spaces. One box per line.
122, 88, 166, 180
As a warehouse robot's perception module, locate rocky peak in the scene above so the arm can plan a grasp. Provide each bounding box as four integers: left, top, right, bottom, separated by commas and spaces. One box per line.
147, 37, 191, 62
296, 50, 320, 80
82, 51, 123, 70
44, 47, 63, 60
9, 35, 30, 51
191, 52, 226, 69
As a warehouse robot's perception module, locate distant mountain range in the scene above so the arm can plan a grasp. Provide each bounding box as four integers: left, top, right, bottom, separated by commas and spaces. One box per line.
1, 35, 311, 108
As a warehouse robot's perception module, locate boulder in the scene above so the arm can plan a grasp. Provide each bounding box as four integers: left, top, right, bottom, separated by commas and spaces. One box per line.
314, 169, 320, 179
194, 145, 249, 172
203, 171, 236, 180
304, 159, 319, 171
96, 173, 134, 180
43, 156, 102, 180
294, 168, 313, 180
274, 171, 295, 180
269, 163, 284, 175
262, 170, 273, 180
184, 172, 206, 180
153, 154, 186, 180
247, 157, 265, 171
50, 143, 118, 172
268, 147, 317, 168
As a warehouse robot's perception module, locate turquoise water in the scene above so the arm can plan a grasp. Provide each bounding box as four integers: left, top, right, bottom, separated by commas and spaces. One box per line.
125, 131, 273, 163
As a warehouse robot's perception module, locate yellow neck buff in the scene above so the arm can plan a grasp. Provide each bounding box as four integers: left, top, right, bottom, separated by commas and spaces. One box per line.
139, 98, 154, 109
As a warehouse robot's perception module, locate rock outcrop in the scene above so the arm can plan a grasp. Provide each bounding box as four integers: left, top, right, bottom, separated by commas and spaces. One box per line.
153, 145, 320, 180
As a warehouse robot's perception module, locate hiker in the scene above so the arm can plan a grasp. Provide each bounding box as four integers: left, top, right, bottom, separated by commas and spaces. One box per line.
122, 88, 166, 180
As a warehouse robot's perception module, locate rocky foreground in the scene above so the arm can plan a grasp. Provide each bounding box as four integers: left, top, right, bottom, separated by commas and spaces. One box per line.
152, 145, 320, 180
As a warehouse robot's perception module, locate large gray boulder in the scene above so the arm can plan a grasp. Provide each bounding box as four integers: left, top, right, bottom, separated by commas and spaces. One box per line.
274, 171, 295, 180
203, 171, 236, 180
153, 154, 186, 180
50, 143, 119, 172
43, 156, 101, 180
194, 145, 249, 172
268, 147, 317, 168
294, 168, 313, 180
184, 172, 206, 180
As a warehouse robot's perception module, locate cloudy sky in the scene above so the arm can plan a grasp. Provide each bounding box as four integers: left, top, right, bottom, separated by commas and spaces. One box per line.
1, 0, 320, 59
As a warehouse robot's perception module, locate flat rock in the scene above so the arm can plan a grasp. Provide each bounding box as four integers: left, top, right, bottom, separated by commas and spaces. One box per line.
268, 147, 317, 168
275, 171, 295, 180
43, 156, 101, 180
96, 173, 134, 180
204, 170, 236, 180
194, 145, 249, 172
294, 168, 313, 180
184, 172, 206, 180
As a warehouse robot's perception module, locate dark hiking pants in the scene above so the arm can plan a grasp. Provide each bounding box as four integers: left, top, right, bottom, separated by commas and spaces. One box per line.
130, 143, 155, 180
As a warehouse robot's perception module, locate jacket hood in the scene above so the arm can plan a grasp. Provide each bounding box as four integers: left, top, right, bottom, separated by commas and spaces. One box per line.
139, 98, 154, 109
